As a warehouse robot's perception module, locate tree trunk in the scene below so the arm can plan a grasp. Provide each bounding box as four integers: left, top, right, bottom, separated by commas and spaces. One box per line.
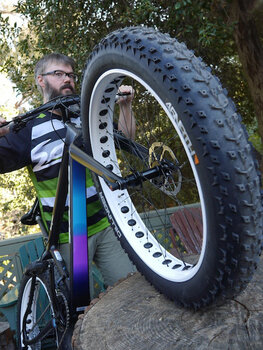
72, 258, 263, 350
228, 0, 263, 169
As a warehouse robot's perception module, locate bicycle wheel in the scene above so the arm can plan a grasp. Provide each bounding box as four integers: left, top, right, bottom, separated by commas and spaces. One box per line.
81, 26, 262, 308
17, 266, 72, 349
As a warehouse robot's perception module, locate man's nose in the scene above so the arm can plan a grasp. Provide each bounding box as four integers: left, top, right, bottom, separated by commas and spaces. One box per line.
63, 74, 71, 82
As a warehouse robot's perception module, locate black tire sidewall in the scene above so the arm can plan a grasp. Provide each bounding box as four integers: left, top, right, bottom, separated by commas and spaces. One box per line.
82, 45, 221, 301
81, 27, 262, 307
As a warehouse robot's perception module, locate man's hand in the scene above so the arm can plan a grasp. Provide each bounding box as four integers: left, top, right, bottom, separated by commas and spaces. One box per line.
117, 85, 134, 105
0, 117, 9, 137
117, 85, 136, 140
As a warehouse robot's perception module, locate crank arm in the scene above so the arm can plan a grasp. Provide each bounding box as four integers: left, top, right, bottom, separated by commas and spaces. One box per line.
70, 143, 173, 191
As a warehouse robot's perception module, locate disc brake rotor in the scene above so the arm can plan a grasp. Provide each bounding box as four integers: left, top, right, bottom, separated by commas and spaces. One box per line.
149, 142, 182, 196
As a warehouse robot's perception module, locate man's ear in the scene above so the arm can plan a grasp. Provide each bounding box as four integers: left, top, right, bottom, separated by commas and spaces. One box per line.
37, 75, 45, 89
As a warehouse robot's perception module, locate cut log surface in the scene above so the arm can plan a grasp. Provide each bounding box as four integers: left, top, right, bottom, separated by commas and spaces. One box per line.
0, 322, 16, 350
72, 257, 263, 350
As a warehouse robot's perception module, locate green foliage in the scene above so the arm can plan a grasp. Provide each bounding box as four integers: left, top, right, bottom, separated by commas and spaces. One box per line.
0, 169, 37, 239
0, 0, 262, 237
0, 72, 36, 238
0, 0, 257, 126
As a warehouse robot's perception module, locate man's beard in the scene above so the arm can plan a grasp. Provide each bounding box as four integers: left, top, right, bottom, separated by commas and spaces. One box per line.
45, 81, 76, 101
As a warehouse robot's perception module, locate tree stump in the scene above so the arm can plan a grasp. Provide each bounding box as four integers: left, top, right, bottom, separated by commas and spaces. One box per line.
0, 322, 15, 350
72, 257, 263, 350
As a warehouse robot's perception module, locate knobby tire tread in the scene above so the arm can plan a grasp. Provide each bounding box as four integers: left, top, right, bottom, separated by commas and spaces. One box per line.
81, 26, 263, 309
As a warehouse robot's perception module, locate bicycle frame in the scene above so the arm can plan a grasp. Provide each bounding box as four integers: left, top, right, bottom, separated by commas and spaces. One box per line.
39, 115, 139, 311
1, 94, 164, 313
6, 95, 120, 312
42, 121, 91, 311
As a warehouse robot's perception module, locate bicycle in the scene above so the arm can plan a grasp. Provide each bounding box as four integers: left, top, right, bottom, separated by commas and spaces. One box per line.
1, 26, 262, 349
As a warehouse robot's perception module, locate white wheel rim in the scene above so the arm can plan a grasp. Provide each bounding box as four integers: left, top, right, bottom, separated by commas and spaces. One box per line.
88, 68, 207, 282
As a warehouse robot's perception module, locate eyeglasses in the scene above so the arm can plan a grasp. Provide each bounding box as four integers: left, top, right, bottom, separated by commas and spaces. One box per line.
41, 70, 78, 82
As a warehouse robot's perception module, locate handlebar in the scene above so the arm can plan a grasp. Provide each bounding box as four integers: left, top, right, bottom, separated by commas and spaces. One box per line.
0, 94, 80, 132
0, 91, 131, 133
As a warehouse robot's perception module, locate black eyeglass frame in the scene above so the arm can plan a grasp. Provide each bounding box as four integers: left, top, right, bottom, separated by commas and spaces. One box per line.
41, 70, 78, 82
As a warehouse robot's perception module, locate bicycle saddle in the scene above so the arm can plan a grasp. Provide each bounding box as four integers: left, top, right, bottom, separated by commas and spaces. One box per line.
20, 198, 40, 225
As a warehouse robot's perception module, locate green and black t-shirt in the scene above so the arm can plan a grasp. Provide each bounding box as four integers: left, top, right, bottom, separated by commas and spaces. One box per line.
0, 111, 109, 242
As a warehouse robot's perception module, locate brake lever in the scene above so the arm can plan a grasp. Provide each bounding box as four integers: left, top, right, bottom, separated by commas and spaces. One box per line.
116, 92, 131, 96
115, 91, 131, 103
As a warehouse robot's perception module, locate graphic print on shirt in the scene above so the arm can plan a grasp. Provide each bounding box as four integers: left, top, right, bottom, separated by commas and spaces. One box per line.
29, 112, 109, 242
31, 138, 64, 172
32, 119, 65, 140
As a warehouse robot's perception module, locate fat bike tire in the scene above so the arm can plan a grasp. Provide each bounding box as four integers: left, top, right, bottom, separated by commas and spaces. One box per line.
17, 267, 72, 349
81, 26, 263, 309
